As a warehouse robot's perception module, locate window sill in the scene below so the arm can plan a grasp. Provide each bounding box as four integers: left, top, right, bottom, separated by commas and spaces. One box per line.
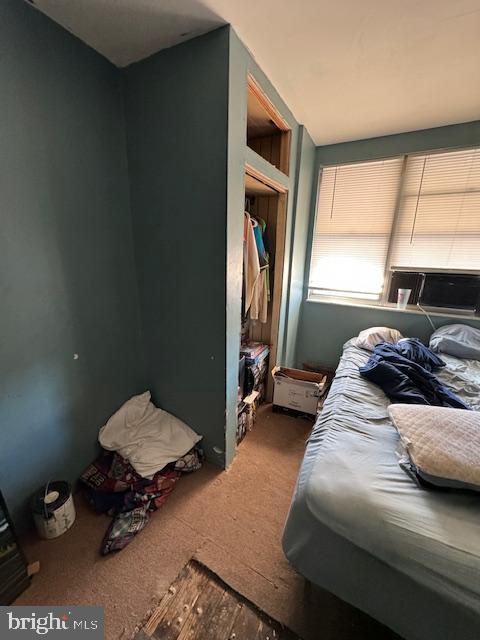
306, 295, 480, 322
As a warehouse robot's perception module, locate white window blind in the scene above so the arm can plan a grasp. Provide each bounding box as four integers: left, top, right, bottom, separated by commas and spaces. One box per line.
309, 157, 404, 299
389, 148, 480, 271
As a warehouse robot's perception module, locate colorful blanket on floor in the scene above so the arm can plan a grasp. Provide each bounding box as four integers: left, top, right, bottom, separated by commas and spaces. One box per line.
80, 447, 202, 554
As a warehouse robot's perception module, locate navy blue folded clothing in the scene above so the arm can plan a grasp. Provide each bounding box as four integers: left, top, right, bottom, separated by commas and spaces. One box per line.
359, 338, 470, 409
388, 337, 445, 371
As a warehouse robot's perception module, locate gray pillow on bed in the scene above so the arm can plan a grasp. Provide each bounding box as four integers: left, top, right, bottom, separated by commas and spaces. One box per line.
429, 324, 480, 361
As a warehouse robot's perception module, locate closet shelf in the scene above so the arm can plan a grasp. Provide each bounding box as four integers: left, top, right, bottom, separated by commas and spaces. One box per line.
245, 148, 289, 193
245, 173, 277, 196
247, 75, 291, 177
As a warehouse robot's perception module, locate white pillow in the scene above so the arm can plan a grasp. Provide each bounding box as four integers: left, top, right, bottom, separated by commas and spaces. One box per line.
99, 391, 202, 478
352, 327, 403, 352
389, 404, 480, 492
429, 324, 480, 361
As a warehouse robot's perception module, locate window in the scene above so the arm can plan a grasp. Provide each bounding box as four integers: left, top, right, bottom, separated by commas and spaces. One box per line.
309, 147, 480, 311
309, 158, 404, 300
390, 148, 480, 271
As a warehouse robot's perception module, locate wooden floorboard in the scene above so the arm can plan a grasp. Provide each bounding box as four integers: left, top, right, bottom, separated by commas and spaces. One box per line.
136, 560, 301, 640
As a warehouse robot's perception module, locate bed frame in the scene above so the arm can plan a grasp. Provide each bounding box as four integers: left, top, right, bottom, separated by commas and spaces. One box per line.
284, 517, 480, 640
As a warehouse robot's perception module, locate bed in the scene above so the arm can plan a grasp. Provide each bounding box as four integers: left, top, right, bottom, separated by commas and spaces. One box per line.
283, 338, 480, 640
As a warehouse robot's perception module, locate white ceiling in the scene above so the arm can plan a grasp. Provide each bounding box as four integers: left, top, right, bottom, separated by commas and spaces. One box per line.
30, 0, 480, 145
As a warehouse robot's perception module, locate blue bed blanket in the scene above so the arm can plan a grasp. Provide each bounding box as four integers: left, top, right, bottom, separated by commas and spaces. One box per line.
359, 338, 470, 409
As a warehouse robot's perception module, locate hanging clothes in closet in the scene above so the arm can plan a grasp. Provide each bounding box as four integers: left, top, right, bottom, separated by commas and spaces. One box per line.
243, 211, 259, 314
243, 211, 270, 323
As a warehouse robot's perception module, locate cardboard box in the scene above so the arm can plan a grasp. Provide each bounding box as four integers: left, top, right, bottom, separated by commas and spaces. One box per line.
272, 367, 326, 416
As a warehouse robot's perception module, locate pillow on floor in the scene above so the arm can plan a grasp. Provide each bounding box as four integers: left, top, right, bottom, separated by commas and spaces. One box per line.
99, 391, 202, 478
388, 404, 480, 492
353, 327, 403, 352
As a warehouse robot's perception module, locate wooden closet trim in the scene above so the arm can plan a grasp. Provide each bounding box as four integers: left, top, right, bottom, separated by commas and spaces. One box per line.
245, 164, 288, 194
247, 75, 290, 132
265, 191, 287, 401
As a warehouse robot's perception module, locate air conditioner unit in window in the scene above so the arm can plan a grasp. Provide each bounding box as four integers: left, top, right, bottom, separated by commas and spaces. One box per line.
388, 271, 480, 316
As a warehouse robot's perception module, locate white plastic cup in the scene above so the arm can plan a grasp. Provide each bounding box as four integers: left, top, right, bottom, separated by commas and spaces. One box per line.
397, 288, 412, 310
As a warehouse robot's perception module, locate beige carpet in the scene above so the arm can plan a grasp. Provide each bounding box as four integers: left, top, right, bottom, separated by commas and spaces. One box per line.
16, 406, 396, 640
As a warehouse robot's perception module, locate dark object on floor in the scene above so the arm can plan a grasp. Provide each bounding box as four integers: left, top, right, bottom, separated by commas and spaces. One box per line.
0, 491, 31, 605
359, 338, 470, 409
80, 448, 202, 554
136, 559, 300, 640
272, 404, 316, 420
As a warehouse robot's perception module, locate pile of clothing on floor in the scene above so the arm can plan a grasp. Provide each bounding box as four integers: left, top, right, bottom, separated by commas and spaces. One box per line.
80, 392, 203, 554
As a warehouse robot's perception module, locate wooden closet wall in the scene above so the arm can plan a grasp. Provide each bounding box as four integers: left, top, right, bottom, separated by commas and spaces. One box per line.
246, 76, 291, 176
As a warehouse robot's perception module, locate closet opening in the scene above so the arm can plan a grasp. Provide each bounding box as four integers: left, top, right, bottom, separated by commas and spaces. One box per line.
247, 75, 291, 176
237, 167, 288, 446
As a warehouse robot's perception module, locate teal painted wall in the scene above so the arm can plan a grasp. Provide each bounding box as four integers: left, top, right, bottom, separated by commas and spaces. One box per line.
316, 120, 480, 166
123, 29, 230, 467
123, 26, 305, 468
283, 126, 316, 367
225, 29, 247, 466
296, 120, 480, 370
0, 0, 319, 529
298, 302, 480, 369
0, 0, 334, 522
0, 0, 146, 527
